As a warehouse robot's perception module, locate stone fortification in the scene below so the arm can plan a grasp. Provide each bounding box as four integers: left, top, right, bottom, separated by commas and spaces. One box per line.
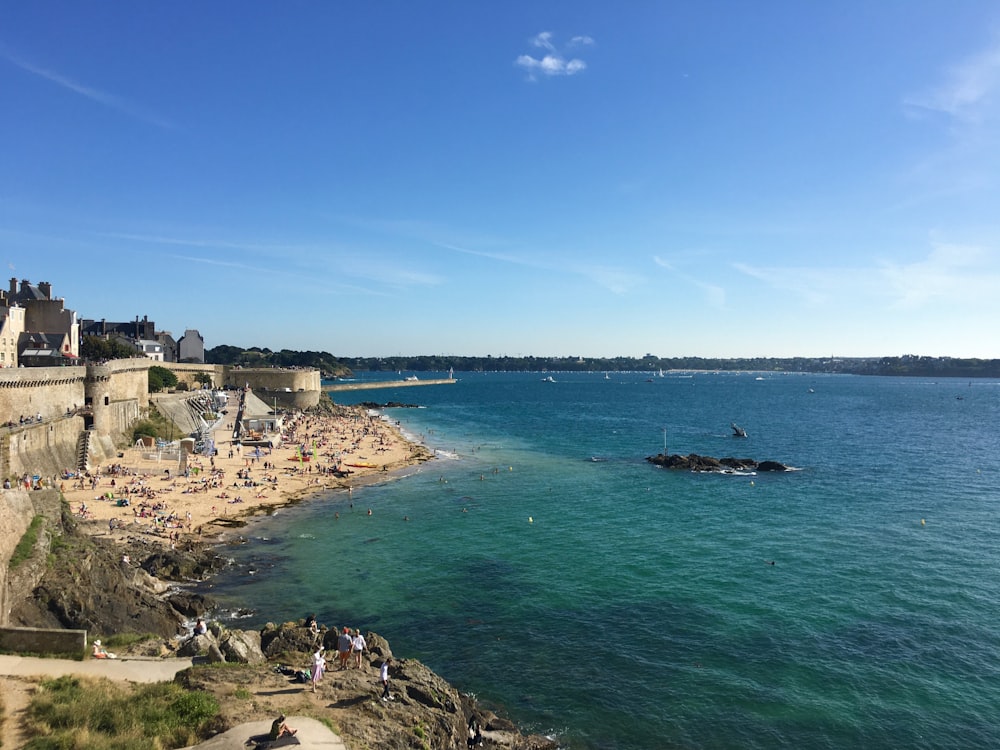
2, 361, 323, 481
222, 367, 322, 409
0, 367, 86, 424
162, 362, 225, 390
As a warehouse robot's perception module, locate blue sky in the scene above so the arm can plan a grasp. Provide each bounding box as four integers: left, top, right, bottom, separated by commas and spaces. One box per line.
2, 2, 999, 359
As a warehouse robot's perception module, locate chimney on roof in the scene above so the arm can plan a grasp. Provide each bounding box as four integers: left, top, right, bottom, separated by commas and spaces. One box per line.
8, 278, 16, 296
38, 281, 51, 299
19, 279, 29, 296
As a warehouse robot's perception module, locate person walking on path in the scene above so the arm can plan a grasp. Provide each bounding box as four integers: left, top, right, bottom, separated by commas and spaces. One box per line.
351, 628, 367, 669
336, 627, 353, 670
380, 656, 392, 701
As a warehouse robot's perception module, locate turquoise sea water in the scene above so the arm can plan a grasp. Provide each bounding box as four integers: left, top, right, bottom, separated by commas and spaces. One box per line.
203, 372, 1000, 749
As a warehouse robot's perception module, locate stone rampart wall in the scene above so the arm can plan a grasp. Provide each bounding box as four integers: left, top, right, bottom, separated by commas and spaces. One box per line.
162, 362, 225, 390
0, 367, 86, 423
222, 368, 320, 392
7, 416, 86, 480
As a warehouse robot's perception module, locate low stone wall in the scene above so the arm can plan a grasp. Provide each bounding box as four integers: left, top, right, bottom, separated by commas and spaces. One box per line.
0, 626, 87, 656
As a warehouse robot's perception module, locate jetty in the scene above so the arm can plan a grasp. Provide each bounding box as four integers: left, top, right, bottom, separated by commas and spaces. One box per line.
323, 377, 456, 393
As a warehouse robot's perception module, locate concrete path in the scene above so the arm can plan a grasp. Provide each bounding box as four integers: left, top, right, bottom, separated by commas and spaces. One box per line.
0, 653, 194, 682
0, 655, 347, 749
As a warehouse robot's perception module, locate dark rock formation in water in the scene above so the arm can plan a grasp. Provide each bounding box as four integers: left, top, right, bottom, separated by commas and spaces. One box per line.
646, 453, 790, 472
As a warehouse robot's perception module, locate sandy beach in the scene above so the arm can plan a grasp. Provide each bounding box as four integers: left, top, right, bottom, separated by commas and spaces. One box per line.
60, 400, 430, 547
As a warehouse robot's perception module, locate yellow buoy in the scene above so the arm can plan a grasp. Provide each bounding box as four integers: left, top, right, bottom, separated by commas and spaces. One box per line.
921, 519, 926, 526
528, 516, 533, 523
509, 466, 513, 471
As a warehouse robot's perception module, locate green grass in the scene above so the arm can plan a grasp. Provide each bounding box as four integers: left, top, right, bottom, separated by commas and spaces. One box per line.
23, 675, 219, 750
9, 516, 45, 570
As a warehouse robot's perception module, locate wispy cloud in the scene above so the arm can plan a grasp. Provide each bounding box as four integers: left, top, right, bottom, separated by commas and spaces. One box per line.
104, 229, 441, 291
904, 42, 1000, 123
0, 46, 174, 129
654, 255, 726, 308
439, 241, 642, 294
732, 240, 1000, 310
515, 31, 593, 81
879, 241, 1000, 309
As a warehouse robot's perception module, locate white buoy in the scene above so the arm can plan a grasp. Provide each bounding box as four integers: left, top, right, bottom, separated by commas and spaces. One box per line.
921, 519, 926, 526
528, 516, 533, 523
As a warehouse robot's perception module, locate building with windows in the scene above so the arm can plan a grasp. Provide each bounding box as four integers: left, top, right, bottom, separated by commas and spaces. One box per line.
1, 278, 79, 365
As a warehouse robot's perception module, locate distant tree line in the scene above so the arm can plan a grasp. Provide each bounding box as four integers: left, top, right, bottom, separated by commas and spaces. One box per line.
203, 347, 1000, 379
205, 346, 349, 377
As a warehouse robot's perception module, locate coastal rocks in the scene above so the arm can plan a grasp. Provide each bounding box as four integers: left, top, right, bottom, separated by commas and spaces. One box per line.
177, 633, 215, 657
646, 453, 790, 472
260, 620, 324, 661
178, 655, 558, 750
7, 526, 215, 639
358, 401, 420, 409
140, 548, 227, 581
219, 629, 266, 665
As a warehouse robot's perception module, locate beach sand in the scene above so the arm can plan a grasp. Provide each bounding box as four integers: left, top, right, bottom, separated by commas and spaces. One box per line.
61, 404, 430, 547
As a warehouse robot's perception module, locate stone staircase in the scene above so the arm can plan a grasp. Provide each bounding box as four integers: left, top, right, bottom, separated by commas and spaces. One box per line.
75, 429, 93, 474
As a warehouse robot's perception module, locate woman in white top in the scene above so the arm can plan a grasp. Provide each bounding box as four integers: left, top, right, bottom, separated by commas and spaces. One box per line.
311, 647, 326, 692
352, 628, 367, 669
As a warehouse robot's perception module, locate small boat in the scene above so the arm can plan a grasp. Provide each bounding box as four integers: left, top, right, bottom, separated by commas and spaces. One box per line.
731, 423, 748, 438
404, 375, 419, 382
542, 376, 556, 383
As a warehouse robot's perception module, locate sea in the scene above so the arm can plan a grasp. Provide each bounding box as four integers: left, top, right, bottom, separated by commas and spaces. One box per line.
201, 371, 1000, 749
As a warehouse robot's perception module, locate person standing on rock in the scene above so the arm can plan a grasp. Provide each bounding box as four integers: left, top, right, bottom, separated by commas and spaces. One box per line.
337, 626, 353, 670
351, 628, 367, 669
380, 656, 393, 701
311, 646, 326, 692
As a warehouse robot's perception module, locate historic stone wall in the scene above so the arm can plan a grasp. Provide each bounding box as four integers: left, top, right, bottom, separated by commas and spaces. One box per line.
162, 362, 225, 390
222, 367, 320, 392
85, 360, 149, 437
7, 416, 85, 479
0, 366, 86, 423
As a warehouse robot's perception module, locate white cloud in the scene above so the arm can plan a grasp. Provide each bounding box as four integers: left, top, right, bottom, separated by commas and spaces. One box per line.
0, 46, 174, 129
879, 241, 1000, 309
905, 42, 1000, 123
516, 31, 592, 80
654, 255, 726, 308
730, 240, 1000, 312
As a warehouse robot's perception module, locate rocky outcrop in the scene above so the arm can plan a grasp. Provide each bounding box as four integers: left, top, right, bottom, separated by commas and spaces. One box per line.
647, 453, 790, 472
177, 654, 557, 750
7, 520, 221, 638
219, 628, 266, 665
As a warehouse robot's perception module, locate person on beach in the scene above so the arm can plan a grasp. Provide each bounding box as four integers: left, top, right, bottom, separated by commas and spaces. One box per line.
311, 646, 326, 692
337, 626, 353, 669
352, 628, 367, 669
380, 656, 393, 701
